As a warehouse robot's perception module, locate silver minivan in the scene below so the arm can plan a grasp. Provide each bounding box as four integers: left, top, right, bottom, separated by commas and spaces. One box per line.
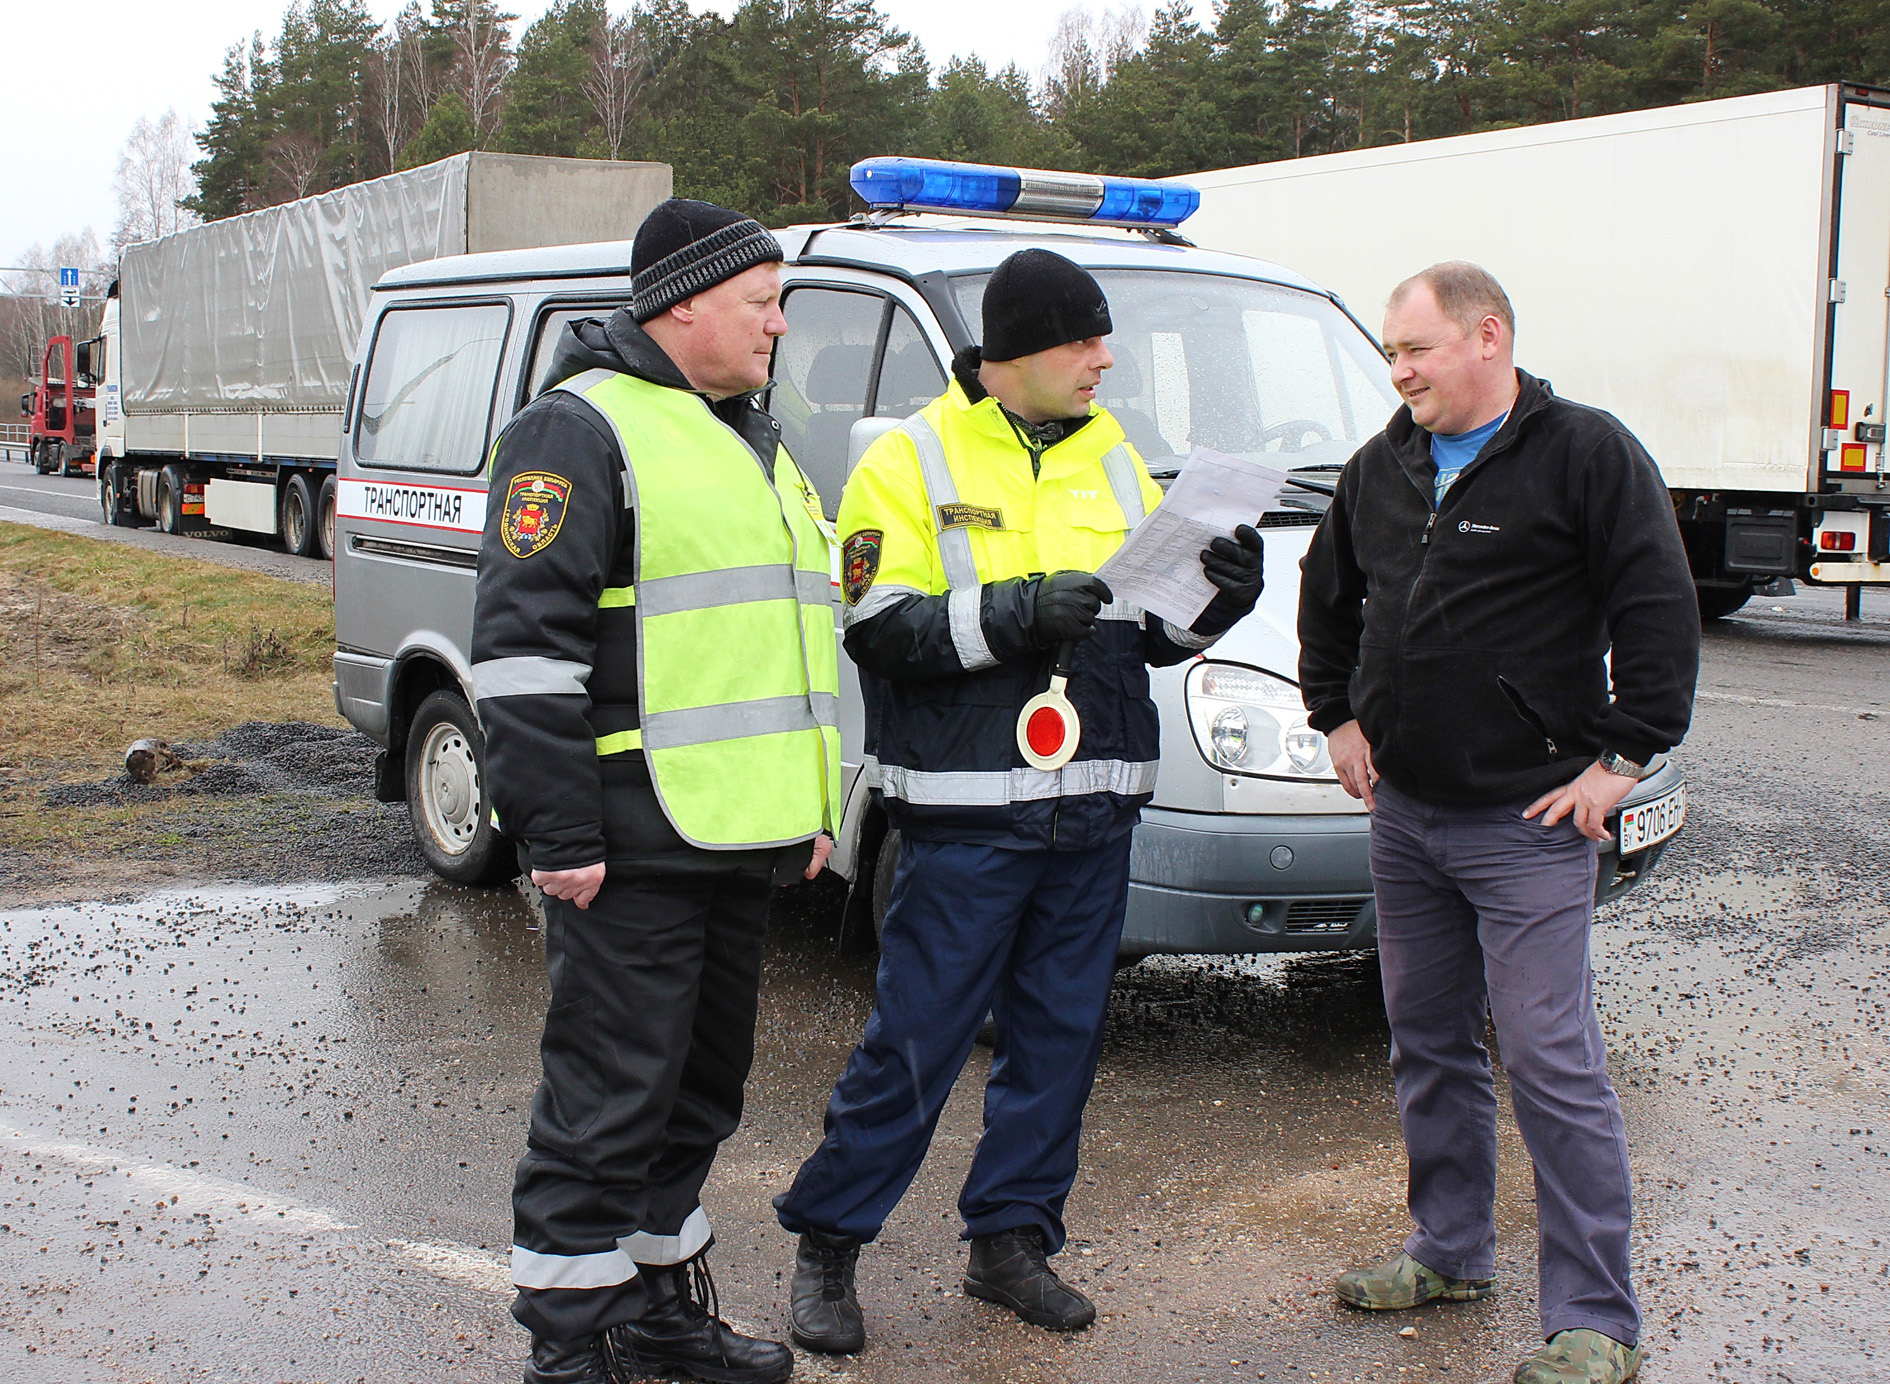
331, 175, 1685, 956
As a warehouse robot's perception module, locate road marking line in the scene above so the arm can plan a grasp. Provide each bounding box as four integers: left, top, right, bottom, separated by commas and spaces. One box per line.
1696, 689, 1882, 716
0, 1119, 510, 1294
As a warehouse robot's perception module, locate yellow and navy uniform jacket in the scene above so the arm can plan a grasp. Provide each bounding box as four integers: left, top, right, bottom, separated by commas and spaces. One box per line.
471, 310, 826, 871
839, 360, 1215, 852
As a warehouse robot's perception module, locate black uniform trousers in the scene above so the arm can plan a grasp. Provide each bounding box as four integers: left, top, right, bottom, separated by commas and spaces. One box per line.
510, 764, 792, 1341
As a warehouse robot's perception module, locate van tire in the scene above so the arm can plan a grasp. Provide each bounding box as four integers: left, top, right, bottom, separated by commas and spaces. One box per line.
155, 465, 185, 534
404, 689, 519, 887
869, 825, 902, 944
316, 475, 338, 560
281, 474, 318, 556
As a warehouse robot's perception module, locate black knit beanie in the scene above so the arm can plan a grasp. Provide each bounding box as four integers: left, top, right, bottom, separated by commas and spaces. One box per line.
980, 249, 1113, 362
630, 198, 783, 323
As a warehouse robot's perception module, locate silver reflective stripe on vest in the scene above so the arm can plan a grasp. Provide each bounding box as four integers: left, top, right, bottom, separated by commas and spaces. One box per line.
511, 1243, 636, 1290
1096, 598, 1146, 624
875, 756, 1160, 805
553, 369, 636, 506
948, 585, 998, 671
637, 564, 798, 617
844, 582, 925, 628
898, 415, 980, 591
642, 692, 840, 749
471, 656, 593, 699
1161, 617, 1218, 650
1099, 443, 1148, 526
797, 567, 836, 607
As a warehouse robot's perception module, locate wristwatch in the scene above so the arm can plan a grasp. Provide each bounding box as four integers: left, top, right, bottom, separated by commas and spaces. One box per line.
1596, 750, 1651, 780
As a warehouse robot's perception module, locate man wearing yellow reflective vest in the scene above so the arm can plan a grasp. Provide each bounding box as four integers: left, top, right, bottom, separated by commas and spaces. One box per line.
776, 250, 1268, 1352
473, 199, 836, 1384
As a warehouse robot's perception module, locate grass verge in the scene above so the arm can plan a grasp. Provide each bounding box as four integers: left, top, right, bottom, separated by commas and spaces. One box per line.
0, 522, 346, 857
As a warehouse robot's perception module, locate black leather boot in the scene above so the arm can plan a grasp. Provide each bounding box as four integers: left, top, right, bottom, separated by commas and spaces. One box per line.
608, 1253, 794, 1384
963, 1226, 1096, 1331
524, 1335, 612, 1384
789, 1229, 864, 1354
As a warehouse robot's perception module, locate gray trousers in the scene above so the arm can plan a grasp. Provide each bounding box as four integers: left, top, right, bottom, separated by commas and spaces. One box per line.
1370, 781, 1639, 1346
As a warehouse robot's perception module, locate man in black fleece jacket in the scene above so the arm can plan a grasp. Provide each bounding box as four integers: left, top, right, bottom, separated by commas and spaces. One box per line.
1299, 262, 1697, 1384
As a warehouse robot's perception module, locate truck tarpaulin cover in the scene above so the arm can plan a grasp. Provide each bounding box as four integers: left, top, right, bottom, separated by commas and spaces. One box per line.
119, 158, 470, 413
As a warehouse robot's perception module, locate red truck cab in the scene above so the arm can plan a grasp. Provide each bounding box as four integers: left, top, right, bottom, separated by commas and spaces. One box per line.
24, 335, 99, 477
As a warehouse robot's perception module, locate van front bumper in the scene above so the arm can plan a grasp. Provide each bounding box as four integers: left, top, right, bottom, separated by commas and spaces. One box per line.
1122, 807, 1376, 956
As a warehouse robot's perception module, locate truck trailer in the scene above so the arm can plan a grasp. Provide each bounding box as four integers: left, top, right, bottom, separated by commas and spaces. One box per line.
95, 152, 671, 556
1184, 82, 1890, 616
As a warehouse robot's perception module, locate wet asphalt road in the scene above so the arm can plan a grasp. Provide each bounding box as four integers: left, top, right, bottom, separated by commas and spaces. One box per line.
0, 461, 332, 586
0, 586, 1886, 1383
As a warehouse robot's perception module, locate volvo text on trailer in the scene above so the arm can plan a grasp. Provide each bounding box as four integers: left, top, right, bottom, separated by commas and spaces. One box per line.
1184, 82, 1890, 618
93, 152, 671, 557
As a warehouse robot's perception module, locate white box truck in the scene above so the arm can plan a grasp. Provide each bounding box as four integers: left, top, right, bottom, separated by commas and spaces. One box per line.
1184, 82, 1890, 617
93, 153, 671, 558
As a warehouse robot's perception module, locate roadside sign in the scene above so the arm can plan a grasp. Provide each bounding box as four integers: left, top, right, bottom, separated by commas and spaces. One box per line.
59, 266, 79, 308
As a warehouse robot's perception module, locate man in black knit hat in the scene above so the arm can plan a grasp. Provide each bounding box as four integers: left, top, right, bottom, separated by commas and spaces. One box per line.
475, 197, 841, 1384
773, 248, 1268, 1353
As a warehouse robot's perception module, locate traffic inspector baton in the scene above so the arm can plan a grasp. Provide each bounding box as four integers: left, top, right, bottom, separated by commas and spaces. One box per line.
1017, 640, 1082, 771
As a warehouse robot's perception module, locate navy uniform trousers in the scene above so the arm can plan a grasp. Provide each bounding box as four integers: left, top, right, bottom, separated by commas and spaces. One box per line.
775, 834, 1131, 1251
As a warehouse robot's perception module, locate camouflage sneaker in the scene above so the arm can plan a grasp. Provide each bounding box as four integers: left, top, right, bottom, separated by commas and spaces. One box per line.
1513, 1329, 1643, 1383
1333, 1250, 1495, 1311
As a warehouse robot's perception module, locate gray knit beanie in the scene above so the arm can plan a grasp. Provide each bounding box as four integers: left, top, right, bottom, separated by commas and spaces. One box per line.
630, 198, 783, 323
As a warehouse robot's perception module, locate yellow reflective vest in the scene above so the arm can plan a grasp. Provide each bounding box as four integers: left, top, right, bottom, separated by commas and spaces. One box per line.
838, 377, 1204, 851
554, 368, 841, 849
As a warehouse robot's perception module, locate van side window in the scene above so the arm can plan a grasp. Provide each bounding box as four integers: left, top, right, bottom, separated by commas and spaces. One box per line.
355, 303, 510, 474
871, 307, 946, 421
526, 304, 628, 405
773, 288, 884, 511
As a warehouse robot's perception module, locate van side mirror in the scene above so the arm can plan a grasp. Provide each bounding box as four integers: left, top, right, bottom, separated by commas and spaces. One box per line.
847, 416, 903, 474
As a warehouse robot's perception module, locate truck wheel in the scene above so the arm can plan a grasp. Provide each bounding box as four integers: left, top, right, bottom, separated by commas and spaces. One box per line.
155, 465, 184, 534
57, 448, 74, 478
101, 463, 141, 527
1696, 585, 1751, 620
31, 441, 50, 475
316, 475, 338, 560
404, 689, 519, 886
281, 474, 318, 556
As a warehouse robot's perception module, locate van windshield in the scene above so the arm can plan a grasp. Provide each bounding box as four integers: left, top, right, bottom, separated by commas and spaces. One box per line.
951, 269, 1398, 515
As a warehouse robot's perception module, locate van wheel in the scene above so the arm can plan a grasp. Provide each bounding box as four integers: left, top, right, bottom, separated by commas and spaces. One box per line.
316, 475, 338, 560
155, 465, 184, 534
404, 689, 519, 886
281, 474, 318, 556
869, 825, 902, 944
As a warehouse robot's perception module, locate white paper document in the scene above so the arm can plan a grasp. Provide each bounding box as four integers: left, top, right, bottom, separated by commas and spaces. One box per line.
1096, 447, 1289, 629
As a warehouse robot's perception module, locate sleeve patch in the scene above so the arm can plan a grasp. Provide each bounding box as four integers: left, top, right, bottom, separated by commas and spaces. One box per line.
501, 471, 572, 558
842, 529, 883, 606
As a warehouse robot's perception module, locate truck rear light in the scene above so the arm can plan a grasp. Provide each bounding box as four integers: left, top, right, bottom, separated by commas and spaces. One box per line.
1819, 530, 1856, 551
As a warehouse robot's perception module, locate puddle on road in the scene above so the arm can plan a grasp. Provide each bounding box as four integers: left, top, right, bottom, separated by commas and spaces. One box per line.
0, 867, 1883, 1382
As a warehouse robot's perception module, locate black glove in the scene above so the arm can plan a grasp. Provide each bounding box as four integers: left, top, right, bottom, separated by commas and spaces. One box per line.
1031, 570, 1114, 646
1191, 524, 1265, 637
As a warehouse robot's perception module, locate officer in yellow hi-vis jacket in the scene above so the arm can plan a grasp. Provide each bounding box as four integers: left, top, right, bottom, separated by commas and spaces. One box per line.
473, 200, 834, 1384
776, 250, 1269, 1353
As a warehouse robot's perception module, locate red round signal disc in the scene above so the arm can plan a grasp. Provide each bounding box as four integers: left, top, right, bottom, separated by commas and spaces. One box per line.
1026, 705, 1068, 757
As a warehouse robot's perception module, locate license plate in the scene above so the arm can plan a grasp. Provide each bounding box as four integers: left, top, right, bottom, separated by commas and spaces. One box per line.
1616, 782, 1686, 854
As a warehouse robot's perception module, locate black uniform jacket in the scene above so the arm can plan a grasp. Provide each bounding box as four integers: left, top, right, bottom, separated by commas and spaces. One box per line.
1297, 370, 1700, 808
472, 309, 791, 874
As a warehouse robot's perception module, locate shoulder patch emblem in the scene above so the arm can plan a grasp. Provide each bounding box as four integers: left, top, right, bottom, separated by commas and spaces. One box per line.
936, 502, 1004, 531
501, 471, 571, 558
842, 529, 883, 607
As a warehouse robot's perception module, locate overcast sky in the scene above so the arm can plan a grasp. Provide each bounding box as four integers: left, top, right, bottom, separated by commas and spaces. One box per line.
2, 0, 1191, 266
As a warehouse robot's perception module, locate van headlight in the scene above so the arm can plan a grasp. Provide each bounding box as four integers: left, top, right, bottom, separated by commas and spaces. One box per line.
1185, 662, 1333, 780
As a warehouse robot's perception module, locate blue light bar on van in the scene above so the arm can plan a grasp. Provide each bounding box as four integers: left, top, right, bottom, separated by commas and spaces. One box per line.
849, 157, 1199, 228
